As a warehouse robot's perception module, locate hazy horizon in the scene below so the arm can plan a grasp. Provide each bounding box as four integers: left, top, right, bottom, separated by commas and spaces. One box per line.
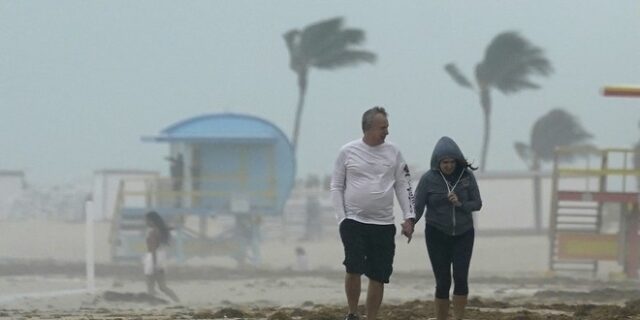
1, 1, 639, 187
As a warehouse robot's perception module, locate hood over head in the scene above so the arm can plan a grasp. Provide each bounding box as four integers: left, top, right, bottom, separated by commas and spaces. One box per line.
430, 136, 466, 170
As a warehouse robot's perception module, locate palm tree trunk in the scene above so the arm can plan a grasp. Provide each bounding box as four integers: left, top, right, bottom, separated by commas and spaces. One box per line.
532, 156, 542, 233
479, 88, 491, 172
291, 71, 308, 152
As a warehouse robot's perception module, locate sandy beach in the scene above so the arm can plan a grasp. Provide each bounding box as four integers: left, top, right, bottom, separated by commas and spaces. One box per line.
1, 219, 639, 319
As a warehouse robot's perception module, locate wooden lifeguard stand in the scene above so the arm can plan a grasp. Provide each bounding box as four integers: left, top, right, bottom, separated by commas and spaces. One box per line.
548, 85, 640, 278
109, 113, 295, 264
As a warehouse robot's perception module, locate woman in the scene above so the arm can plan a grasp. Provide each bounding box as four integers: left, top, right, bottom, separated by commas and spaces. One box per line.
414, 136, 482, 320
144, 211, 180, 302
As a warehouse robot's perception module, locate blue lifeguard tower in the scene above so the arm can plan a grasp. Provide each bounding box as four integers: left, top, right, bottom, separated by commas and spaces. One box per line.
109, 113, 295, 264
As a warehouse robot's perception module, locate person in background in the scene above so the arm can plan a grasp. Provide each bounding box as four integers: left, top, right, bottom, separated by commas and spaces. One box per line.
633, 121, 640, 189
233, 214, 263, 268
331, 106, 415, 320
165, 153, 184, 207
413, 136, 482, 320
144, 211, 180, 303
302, 174, 323, 241
294, 246, 310, 271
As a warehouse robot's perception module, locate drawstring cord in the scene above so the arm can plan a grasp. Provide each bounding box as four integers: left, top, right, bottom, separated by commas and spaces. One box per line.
439, 169, 464, 194
439, 169, 464, 235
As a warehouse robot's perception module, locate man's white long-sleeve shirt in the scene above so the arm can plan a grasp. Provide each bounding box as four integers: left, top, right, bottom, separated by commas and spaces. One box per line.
330, 139, 415, 225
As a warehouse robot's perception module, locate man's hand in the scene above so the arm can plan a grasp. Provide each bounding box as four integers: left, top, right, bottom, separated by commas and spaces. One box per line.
401, 218, 415, 243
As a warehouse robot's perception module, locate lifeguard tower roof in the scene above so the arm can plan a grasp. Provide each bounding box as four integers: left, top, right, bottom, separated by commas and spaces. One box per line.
144, 113, 291, 144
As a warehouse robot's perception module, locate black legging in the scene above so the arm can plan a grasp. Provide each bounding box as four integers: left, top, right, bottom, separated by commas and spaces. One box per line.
425, 223, 474, 299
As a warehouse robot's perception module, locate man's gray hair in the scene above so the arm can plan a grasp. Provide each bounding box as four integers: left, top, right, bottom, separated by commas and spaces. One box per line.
361, 106, 387, 132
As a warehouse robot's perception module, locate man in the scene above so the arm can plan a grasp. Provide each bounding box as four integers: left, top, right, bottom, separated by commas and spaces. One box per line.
330, 106, 416, 320
165, 153, 184, 207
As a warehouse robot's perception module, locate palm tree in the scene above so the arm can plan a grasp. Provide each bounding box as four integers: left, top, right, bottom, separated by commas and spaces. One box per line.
283, 17, 376, 152
445, 31, 553, 171
514, 109, 593, 233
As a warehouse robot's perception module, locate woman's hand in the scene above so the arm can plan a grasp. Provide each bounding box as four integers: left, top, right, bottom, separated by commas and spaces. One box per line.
448, 192, 462, 207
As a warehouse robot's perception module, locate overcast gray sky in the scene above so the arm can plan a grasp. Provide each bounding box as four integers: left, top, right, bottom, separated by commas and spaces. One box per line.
1, 1, 639, 187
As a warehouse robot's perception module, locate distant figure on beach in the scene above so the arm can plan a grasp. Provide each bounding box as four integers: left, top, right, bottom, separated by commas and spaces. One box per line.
302, 195, 322, 240
144, 211, 180, 303
233, 214, 262, 268
413, 136, 482, 320
294, 246, 309, 271
165, 153, 184, 207
634, 123, 640, 189
330, 106, 415, 320
302, 174, 323, 241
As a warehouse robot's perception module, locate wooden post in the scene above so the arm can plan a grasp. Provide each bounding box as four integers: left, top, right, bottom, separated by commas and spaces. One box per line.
624, 203, 640, 279
85, 200, 96, 293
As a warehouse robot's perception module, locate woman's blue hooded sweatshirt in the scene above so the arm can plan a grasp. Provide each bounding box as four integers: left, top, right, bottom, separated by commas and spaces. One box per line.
414, 136, 482, 235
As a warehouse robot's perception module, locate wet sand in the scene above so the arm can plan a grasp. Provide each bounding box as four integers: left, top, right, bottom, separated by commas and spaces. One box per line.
2, 277, 640, 319
2, 261, 640, 319
2, 220, 640, 319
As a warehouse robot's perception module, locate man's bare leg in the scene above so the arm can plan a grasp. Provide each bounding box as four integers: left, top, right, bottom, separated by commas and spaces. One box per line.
345, 273, 361, 315
366, 279, 384, 320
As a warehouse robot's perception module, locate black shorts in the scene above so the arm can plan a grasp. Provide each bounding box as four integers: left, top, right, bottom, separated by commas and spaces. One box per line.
339, 219, 396, 283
